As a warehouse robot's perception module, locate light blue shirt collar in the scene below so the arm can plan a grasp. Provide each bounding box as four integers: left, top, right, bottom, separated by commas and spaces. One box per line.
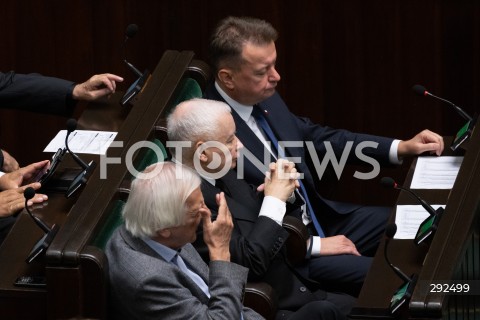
142, 237, 178, 263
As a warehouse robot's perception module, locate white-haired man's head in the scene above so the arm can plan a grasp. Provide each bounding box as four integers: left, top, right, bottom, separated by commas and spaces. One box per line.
123, 162, 202, 241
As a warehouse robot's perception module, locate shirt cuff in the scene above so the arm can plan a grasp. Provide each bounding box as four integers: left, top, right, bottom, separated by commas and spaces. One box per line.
389, 139, 403, 165
258, 196, 287, 226
310, 236, 322, 256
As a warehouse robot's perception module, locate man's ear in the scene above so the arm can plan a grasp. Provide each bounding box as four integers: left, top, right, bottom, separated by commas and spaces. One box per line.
217, 68, 235, 90
157, 228, 171, 238
195, 140, 209, 163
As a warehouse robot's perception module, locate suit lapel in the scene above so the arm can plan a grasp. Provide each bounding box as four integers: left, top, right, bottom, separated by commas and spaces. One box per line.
201, 174, 261, 223
179, 244, 209, 283
230, 108, 276, 164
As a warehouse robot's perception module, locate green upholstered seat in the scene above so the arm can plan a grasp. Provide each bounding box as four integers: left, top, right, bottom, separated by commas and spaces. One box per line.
167, 77, 203, 115
91, 199, 126, 250
134, 138, 168, 173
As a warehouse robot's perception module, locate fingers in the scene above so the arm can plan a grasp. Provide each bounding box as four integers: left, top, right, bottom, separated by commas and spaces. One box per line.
92, 73, 124, 92
423, 129, 444, 155
104, 73, 124, 83
200, 204, 212, 230
320, 235, 361, 256
215, 192, 232, 223
263, 160, 298, 201
0, 197, 25, 217
270, 159, 299, 180
19, 160, 50, 181
398, 129, 445, 157
1, 150, 20, 172
0, 171, 23, 190
17, 183, 47, 205
0, 185, 46, 217
21, 182, 42, 192
74, 73, 124, 101
28, 193, 48, 206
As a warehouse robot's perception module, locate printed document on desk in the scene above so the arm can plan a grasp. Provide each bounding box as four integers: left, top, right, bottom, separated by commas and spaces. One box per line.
410, 156, 463, 189
44, 130, 118, 155
395, 205, 446, 239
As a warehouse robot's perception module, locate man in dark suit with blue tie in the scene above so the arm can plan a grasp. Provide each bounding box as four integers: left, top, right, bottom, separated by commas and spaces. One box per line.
204, 16, 445, 296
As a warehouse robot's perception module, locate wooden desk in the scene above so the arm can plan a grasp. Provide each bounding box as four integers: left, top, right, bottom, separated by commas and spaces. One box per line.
0, 50, 209, 319
351, 126, 480, 319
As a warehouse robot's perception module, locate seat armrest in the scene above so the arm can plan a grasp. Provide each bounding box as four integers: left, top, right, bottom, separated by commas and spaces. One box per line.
244, 281, 277, 320
282, 215, 309, 266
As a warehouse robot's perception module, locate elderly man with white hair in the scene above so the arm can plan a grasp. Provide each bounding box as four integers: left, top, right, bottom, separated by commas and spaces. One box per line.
105, 162, 263, 320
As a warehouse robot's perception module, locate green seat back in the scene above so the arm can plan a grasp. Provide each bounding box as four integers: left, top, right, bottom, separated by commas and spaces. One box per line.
167, 77, 203, 115
91, 199, 125, 250
135, 138, 168, 173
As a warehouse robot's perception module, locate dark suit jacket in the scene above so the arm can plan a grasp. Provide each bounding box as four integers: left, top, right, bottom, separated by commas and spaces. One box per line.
205, 84, 394, 228
194, 170, 326, 311
106, 225, 263, 320
0, 71, 76, 115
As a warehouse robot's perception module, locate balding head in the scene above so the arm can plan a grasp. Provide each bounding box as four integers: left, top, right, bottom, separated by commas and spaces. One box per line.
167, 98, 232, 166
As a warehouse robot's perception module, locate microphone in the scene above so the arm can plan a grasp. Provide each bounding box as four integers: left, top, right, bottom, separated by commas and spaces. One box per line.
65, 119, 96, 198
24, 187, 50, 234
384, 223, 417, 314
384, 224, 412, 283
122, 23, 143, 78
65, 119, 90, 170
23, 187, 60, 263
412, 84, 472, 122
380, 177, 438, 216
380, 177, 444, 245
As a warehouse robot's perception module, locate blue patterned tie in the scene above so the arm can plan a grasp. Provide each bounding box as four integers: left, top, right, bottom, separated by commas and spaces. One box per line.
251, 106, 325, 238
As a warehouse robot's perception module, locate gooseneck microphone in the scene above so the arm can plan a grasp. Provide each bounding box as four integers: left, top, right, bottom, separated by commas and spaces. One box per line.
412, 84, 472, 122
24, 187, 60, 263
123, 23, 143, 78
384, 223, 417, 314
24, 187, 51, 234
384, 224, 412, 283
64, 119, 96, 198
380, 177, 437, 216
65, 119, 90, 170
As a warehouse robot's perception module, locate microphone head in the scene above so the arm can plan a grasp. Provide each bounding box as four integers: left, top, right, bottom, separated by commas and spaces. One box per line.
125, 24, 139, 38
385, 223, 397, 239
66, 118, 77, 134
412, 84, 427, 96
24, 187, 36, 201
380, 177, 396, 189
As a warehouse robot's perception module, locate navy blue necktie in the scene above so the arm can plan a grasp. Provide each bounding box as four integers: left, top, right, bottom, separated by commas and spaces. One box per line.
251, 106, 325, 238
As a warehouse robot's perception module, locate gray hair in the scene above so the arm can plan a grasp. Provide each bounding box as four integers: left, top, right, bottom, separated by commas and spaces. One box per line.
123, 162, 201, 238
209, 16, 278, 74
167, 98, 231, 164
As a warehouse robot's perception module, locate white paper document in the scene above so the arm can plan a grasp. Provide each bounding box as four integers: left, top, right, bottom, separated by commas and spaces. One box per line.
410, 156, 463, 189
43, 130, 117, 155
394, 204, 446, 239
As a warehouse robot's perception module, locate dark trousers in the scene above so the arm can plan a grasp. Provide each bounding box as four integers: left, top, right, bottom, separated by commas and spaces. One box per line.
275, 291, 356, 320
301, 205, 391, 296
